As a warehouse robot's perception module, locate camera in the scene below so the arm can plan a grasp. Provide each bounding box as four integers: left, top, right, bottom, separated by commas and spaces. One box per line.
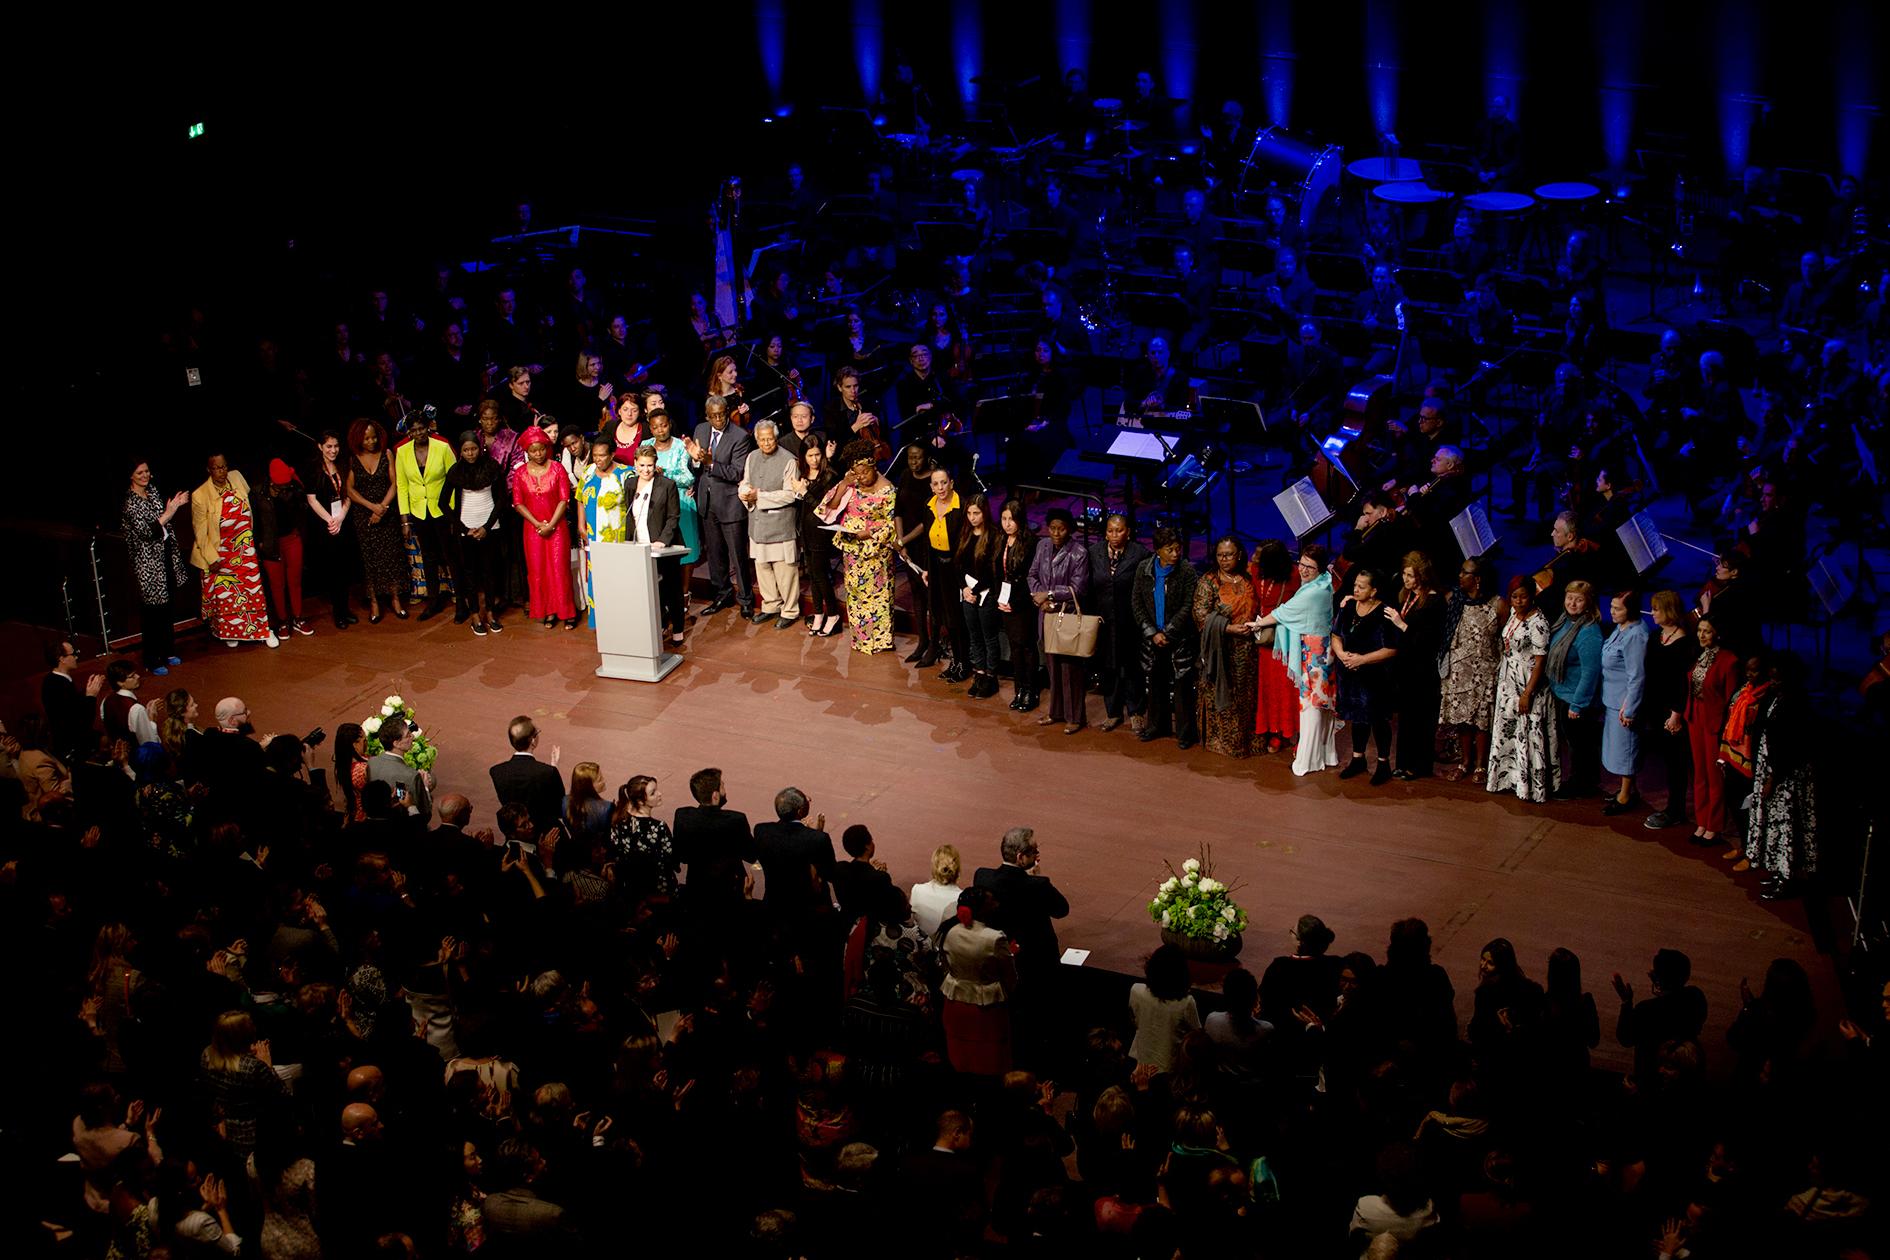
302, 727, 327, 748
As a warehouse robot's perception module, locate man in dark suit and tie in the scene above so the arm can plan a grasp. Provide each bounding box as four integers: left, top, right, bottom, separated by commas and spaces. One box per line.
684, 396, 756, 618
671, 766, 755, 907
40, 637, 102, 763
488, 716, 564, 832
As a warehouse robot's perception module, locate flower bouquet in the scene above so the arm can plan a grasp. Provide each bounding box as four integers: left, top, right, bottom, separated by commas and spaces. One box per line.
360, 693, 438, 774
1147, 845, 1248, 960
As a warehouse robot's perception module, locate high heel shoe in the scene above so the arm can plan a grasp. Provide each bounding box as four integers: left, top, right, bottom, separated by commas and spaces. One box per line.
1601, 793, 1641, 817
392, 605, 409, 620
820, 616, 845, 637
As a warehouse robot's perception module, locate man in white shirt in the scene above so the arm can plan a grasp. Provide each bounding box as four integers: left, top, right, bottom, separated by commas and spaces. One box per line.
99, 659, 159, 747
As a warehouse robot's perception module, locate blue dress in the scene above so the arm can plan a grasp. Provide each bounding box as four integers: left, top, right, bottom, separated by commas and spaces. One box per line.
1598, 619, 1649, 776
650, 439, 701, 565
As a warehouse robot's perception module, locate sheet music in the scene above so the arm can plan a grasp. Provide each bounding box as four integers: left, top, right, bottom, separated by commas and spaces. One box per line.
1449, 503, 1499, 558
1615, 512, 1668, 575
1273, 477, 1335, 538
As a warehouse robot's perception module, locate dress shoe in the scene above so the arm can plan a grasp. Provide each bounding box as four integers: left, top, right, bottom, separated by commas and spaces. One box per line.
1642, 810, 1679, 830
904, 642, 932, 664
1339, 758, 1368, 780
1601, 796, 1640, 816
1008, 691, 1027, 710
915, 645, 941, 668
1370, 763, 1392, 786
1551, 784, 1589, 801
1137, 727, 1166, 742
704, 593, 735, 614
1017, 690, 1041, 713
1175, 737, 1195, 750
453, 608, 472, 624
776, 615, 798, 630
420, 600, 447, 621
735, 606, 755, 622
1686, 832, 1719, 847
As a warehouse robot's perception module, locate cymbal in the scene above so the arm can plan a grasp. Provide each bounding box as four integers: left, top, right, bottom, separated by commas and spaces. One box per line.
1113, 120, 1150, 132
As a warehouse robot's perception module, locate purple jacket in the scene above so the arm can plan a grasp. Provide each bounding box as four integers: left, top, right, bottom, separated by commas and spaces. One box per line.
1028, 536, 1091, 614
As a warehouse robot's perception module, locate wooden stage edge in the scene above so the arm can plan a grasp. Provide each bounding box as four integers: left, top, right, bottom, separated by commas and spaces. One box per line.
14, 609, 1843, 1075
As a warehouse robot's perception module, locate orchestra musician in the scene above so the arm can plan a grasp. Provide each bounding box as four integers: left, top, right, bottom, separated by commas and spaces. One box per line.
1380, 396, 1459, 495
1039, 287, 1091, 361
755, 334, 806, 411
1403, 445, 1473, 569
1339, 492, 1414, 584
707, 354, 751, 426
1261, 248, 1316, 329
1283, 322, 1344, 426
1531, 511, 1603, 615
1123, 336, 1195, 420
1174, 244, 1215, 358
823, 365, 892, 464
894, 344, 967, 473
922, 303, 975, 389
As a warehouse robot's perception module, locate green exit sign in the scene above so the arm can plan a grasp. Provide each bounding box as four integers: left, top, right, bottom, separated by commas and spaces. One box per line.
187, 121, 205, 139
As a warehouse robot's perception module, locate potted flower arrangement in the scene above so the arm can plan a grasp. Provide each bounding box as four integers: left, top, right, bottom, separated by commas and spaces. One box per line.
360, 693, 438, 773
1147, 846, 1248, 961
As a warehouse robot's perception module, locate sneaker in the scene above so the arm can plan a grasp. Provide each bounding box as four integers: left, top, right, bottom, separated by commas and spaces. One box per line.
151, 665, 169, 676
487, 619, 503, 634
1642, 811, 1677, 830
472, 621, 488, 636
166, 656, 182, 666
223, 639, 239, 648
291, 620, 314, 636
266, 632, 281, 648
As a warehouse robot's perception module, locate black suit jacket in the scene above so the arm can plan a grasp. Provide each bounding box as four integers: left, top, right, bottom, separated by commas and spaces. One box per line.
1087, 539, 1151, 669
691, 421, 755, 523
972, 863, 1069, 971
752, 820, 838, 918
630, 474, 682, 546
40, 672, 95, 762
672, 804, 754, 903
489, 754, 565, 831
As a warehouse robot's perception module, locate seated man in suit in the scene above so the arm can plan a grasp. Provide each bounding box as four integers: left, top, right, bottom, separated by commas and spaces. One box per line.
751, 786, 837, 924
367, 715, 431, 822
489, 715, 564, 832
971, 826, 1069, 984
671, 766, 754, 907
897, 1109, 986, 1258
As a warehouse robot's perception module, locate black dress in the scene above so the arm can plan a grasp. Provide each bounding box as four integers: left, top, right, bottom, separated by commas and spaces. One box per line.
349, 453, 408, 597
1394, 594, 1447, 774
1334, 601, 1402, 724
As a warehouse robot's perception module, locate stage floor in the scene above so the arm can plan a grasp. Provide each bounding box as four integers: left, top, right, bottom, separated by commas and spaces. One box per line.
150, 606, 1835, 1074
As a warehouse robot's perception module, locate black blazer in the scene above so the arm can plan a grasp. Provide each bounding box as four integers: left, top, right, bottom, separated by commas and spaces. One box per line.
1131, 556, 1200, 641
673, 803, 755, 903
691, 421, 755, 523
971, 862, 1069, 969
1087, 539, 1150, 668
752, 820, 838, 918
488, 754, 565, 831
630, 474, 682, 546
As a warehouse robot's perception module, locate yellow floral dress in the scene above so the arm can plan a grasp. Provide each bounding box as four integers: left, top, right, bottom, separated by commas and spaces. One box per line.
578, 465, 632, 626
835, 481, 896, 653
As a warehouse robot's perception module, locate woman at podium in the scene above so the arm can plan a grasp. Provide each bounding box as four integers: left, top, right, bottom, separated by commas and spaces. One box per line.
628, 447, 684, 641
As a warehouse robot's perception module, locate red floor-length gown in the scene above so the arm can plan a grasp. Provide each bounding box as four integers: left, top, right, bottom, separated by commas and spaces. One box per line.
1252, 566, 1302, 745
512, 460, 578, 620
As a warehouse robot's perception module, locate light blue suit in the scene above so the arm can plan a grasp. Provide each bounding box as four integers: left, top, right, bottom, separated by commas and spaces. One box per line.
1598, 619, 1648, 775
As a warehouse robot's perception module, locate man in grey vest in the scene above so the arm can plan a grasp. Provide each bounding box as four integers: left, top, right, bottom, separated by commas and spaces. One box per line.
739, 419, 806, 630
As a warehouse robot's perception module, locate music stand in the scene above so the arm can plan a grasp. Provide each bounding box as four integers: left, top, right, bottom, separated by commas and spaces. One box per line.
1274, 476, 1337, 538
1615, 511, 1670, 577
1196, 396, 1265, 442
973, 393, 1038, 438
1450, 503, 1501, 559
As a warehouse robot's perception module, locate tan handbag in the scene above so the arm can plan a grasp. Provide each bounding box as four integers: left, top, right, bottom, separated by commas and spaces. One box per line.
1042, 591, 1102, 658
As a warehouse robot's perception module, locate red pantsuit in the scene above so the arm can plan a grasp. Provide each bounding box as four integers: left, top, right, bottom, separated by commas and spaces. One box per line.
1683, 649, 1739, 834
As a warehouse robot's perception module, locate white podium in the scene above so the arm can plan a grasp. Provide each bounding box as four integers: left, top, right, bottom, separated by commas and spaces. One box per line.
590, 540, 686, 682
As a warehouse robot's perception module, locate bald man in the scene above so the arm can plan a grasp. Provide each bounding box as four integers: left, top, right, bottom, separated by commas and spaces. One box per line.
324, 1101, 412, 1251
193, 695, 265, 826
346, 1065, 385, 1104
429, 792, 494, 891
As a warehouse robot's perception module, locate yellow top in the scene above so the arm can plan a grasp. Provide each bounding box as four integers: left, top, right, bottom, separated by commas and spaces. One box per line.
927, 491, 960, 553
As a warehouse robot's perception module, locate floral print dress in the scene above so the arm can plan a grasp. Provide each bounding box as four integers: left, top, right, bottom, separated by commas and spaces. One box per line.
835, 481, 896, 654
578, 465, 632, 626
1440, 597, 1502, 729
1487, 609, 1558, 802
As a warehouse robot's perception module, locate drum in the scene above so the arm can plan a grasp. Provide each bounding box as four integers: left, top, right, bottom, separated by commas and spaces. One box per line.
1371, 182, 1449, 205
1533, 181, 1600, 203
1238, 125, 1343, 231
1464, 190, 1535, 214
1091, 97, 1123, 116
1346, 156, 1423, 183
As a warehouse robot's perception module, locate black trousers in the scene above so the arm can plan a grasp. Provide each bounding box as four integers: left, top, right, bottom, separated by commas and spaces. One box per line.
1097, 641, 1146, 719
1002, 606, 1040, 691
701, 510, 752, 601
140, 601, 175, 668
453, 530, 502, 614
964, 595, 1004, 672
1142, 636, 1199, 741
1653, 724, 1691, 814
926, 558, 969, 662
802, 538, 840, 616
657, 554, 684, 631
307, 521, 354, 615
1351, 718, 1393, 759
1397, 680, 1441, 774
408, 514, 450, 604
1554, 697, 1601, 793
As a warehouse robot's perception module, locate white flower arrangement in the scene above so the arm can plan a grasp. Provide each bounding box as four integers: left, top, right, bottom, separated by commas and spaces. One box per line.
360, 693, 438, 773
1146, 844, 1248, 943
